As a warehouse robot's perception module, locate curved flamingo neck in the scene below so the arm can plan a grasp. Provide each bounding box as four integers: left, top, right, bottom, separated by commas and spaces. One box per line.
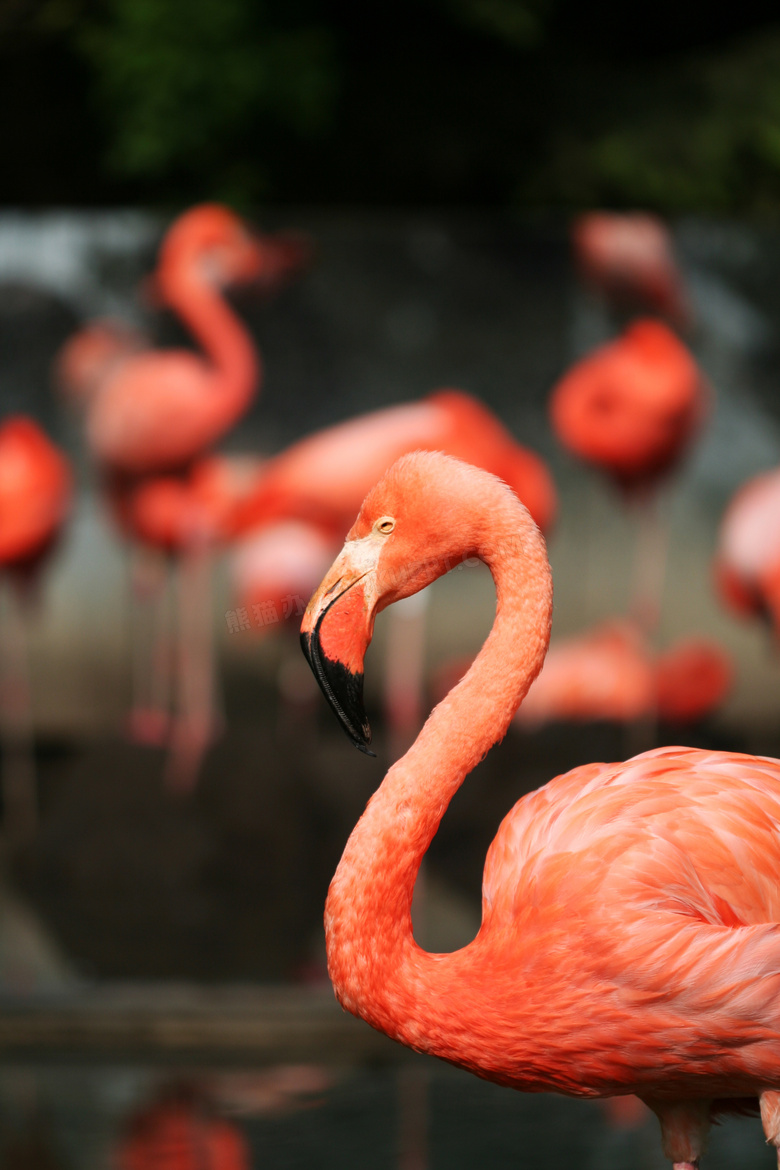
325, 494, 552, 1063
161, 264, 260, 417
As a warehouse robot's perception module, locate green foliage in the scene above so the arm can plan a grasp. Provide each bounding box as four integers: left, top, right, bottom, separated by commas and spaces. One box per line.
436, 0, 551, 48
523, 30, 780, 215
78, 0, 336, 202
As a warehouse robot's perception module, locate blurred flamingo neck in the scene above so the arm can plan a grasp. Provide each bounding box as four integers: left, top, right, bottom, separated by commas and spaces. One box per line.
161, 266, 260, 411
325, 496, 552, 1051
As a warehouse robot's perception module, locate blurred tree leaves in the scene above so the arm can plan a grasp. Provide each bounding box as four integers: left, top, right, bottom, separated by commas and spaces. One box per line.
3, 0, 780, 212
523, 29, 780, 215
435, 0, 551, 48
77, 0, 336, 204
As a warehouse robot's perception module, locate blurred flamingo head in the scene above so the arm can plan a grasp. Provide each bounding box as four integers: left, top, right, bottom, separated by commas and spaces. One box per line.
157, 203, 267, 287
156, 203, 311, 296
572, 211, 692, 328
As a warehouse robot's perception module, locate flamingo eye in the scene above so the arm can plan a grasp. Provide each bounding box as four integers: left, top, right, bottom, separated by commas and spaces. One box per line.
375, 516, 395, 535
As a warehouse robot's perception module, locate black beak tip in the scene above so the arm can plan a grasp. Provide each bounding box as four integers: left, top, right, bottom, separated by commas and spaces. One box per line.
300, 628, 374, 755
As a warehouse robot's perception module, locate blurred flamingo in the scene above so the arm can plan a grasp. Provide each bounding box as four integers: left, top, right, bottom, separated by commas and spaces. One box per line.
0, 417, 72, 839
54, 318, 147, 410
231, 388, 557, 540
85, 204, 305, 475
433, 620, 732, 730
54, 206, 308, 787
715, 467, 780, 636
116, 1082, 250, 1170
572, 211, 692, 329
549, 319, 706, 633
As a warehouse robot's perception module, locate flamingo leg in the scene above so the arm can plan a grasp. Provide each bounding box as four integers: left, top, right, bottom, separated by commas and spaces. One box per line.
760, 1090, 780, 1166
0, 578, 37, 842
126, 545, 172, 746
165, 538, 220, 793
627, 491, 669, 642
643, 1097, 710, 1170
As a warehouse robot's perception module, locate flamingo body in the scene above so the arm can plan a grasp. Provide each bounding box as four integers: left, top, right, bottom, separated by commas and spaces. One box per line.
232, 389, 556, 537
117, 1093, 249, 1170
0, 417, 72, 566
517, 620, 656, 725
654, 639, 733, 724
107, 456, 262, 553
86, 205, 267, 475
301, 451, 780, 1167
549, 320, 705, 491
716, 468, 780, 627
435, 624, 732, 728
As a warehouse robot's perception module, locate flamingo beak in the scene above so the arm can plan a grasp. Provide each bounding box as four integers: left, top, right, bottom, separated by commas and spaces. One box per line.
300, 541, 380, 755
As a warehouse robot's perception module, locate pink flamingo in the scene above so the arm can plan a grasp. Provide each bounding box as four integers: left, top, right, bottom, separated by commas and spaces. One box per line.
572, 211, 692, 329
715, 467, 780, 635
116, 1081, 250, 1170
55, 206, 306, 787
302, 450, 780, 1170
433, 622, 732, 729
231, 388, 557, 540
85, 204, 301, 475
0, 417, 72, 838
549, 319, 707, 634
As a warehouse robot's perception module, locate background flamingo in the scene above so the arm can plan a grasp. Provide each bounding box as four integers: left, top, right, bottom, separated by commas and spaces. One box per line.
715, 466, 780, 637
231, 388, 557, 540
115, 1081, 250, 1170
302, 451, 780, 1170
54, 206, 307, 787
549, 318, 707, 634
0, 417, 72, 840
433, 621, 733, 730
572, 211, 692, 329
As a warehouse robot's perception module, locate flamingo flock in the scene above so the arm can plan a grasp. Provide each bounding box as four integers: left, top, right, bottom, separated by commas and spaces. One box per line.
5, 204, 780, 1168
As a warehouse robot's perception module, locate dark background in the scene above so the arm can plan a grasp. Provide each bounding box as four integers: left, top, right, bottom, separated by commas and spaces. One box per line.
4, 0, 780, 212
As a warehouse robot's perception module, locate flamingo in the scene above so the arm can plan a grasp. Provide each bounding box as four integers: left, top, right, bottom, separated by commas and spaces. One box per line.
513, 624, 732, 728
116, 1082, 250, 1170
230, 388, 557, 539
301, 450, 780, 1170
55, 207, 307, 786
0, 417, 72, 839
84, 204, 301, 475
549, 318, 707, 634
433, 622, 732, 765
572, 211, 692, 329
714, 467, 780, 635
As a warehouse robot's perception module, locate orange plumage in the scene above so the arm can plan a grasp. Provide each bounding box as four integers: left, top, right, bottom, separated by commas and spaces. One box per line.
301, 451, 780, 1169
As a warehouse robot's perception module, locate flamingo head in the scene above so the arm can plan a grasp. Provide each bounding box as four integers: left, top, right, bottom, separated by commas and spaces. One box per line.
300, 451, 508, 752
156, 203, 311, 297
156, 203, 267, 289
